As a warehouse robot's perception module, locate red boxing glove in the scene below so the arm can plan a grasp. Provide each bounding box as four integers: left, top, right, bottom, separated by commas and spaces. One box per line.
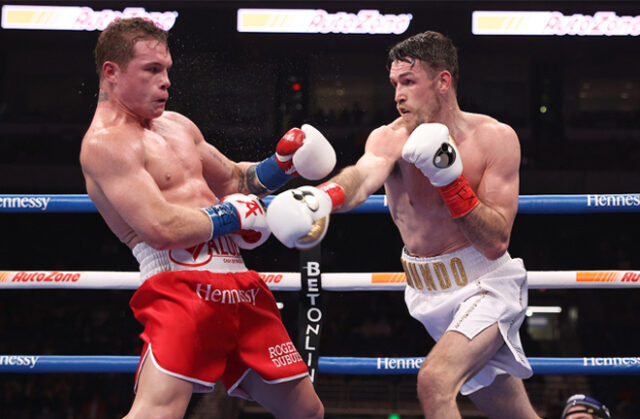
274, 125, 337, 181
275, 128, 305, 176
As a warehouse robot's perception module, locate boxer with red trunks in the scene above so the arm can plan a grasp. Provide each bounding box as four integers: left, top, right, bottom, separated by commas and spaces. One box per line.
267, 31, 542, 418
80, 17, 334, 418
129, 242, 308, 399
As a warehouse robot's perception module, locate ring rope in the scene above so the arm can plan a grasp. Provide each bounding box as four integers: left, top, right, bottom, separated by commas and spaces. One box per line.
0, 355, 637, 375
1, 270, 638, 290
3, 197, 637, 383
1, 193, 639, 213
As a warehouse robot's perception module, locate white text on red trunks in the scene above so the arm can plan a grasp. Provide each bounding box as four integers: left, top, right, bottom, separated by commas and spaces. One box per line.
195, 283, 259, 305
268, 342, 303, 368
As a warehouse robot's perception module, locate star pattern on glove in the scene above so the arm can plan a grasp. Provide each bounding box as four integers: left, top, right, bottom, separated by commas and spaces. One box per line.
238, 199, 264, 218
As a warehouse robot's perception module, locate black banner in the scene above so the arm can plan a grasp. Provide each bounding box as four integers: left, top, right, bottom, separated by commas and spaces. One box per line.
297, 245, 323, 383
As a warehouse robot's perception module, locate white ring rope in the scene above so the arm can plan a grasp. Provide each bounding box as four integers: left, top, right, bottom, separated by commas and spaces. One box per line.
2, 194, 637, 384
0, 270, 638, 290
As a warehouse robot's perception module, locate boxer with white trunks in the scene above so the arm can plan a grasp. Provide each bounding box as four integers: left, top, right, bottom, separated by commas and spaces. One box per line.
401, 246, 531, 395
268, 31, 542, 418
80, 17, 335, 419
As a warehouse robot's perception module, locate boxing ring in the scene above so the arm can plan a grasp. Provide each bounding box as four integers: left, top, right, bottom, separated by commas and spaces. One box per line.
1, 193, 639, 413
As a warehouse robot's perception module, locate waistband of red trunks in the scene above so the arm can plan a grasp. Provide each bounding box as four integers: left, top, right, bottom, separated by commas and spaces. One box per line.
401, 245, 510, 293
133, 241, 248, 282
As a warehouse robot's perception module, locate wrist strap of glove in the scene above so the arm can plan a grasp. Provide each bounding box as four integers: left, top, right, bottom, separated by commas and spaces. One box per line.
201, 202, 240, 240
318, 182, 345, 212
256, 155, 293, 192
436, 174, 479, 219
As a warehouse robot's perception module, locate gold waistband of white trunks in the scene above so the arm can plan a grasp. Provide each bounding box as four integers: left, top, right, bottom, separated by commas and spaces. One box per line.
401, 245, 510, 293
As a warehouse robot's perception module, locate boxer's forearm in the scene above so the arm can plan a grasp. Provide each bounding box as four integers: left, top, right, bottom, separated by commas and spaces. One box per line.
332, 153, 391, 213
455, 201, 511, 260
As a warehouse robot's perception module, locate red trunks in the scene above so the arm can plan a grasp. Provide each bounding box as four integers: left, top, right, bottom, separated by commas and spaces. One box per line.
129, 270, 308, 398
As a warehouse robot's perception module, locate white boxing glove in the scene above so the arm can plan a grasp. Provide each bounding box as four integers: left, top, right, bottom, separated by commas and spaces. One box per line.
276, 124, 336, 180
266, 186, 332, 249
401, 123, 462, 187
401, 123, 480, 218
220, 194, 270, 249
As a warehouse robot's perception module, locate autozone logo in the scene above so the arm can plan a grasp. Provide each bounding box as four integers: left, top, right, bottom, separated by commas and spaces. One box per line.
11, 271, 80, 282
473, 11, 640, 36
372, 273, 406, 284
1, 5, 178, 31
259, 273, 283, 283
237, 8, 412, 34
576, 271, 640, 283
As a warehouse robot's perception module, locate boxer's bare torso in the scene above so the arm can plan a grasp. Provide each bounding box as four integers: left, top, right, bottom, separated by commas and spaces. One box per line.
362, 113, 516, 257
81, 109, 218, 249
80, 39, 232, 251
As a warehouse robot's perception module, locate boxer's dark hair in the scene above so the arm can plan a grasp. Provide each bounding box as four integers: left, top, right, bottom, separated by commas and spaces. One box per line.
388, 31, 459, 89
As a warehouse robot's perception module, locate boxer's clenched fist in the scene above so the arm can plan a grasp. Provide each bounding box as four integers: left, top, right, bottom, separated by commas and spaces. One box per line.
266, 186, 333, 249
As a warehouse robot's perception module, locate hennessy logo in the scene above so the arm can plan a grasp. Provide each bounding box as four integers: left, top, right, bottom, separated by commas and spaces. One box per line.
195, 284, 259, 305
0, 355, 39, 368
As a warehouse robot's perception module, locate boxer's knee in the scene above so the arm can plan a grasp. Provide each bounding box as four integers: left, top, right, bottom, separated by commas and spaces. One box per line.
416, 362, 458, 408
285, 385, 324, 419
271, 392, 324, 419
124, 402, 188, 419
298, 396, 324, 419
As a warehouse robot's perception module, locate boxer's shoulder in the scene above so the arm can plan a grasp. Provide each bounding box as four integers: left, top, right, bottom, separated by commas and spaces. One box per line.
365, 118, 409, 159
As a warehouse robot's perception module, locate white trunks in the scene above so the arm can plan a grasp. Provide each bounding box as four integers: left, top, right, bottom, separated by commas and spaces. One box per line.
133, 237, 248, 282
402, 245, 533, 395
